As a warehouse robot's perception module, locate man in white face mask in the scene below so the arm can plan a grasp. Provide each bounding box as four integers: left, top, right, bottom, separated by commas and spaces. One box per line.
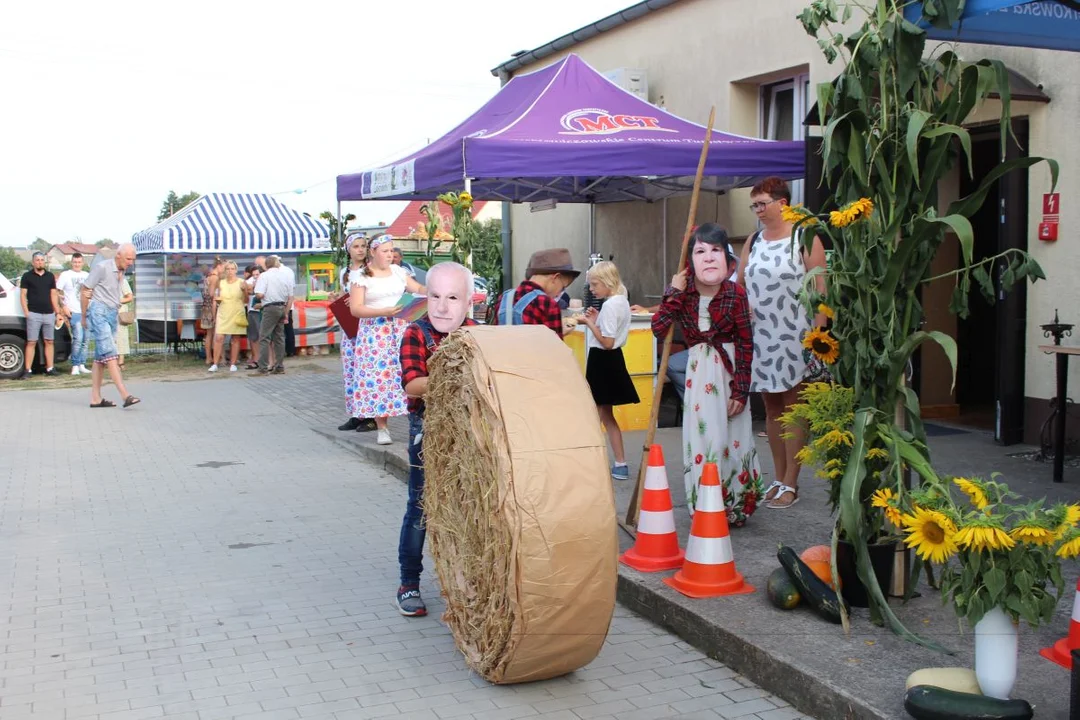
393, 262, 475, 618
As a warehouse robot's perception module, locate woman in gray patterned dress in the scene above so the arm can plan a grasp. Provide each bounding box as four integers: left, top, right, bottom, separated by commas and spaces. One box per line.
737, 177, 827, 509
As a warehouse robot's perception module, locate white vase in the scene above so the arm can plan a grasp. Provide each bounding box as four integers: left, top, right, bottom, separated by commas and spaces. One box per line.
974, 605, 1018, 699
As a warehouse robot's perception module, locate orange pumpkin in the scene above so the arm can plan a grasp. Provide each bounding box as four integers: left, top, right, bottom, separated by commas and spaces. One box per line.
805, 559, 841, 590
800, 545, 832, 564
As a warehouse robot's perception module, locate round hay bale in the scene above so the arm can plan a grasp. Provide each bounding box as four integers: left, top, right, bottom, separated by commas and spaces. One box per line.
423, 325, 618, 684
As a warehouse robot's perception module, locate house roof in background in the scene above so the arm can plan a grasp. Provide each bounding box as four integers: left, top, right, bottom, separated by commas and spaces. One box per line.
50, 242, 100, 255
384, 200, 489, 239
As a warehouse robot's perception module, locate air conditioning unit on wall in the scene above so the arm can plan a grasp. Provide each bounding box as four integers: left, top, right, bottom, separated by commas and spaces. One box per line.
603, 68, 649, 102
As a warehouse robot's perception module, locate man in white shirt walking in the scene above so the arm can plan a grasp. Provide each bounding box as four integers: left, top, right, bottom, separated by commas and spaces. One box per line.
251, 256, 294, 374
57, 253, 90, 374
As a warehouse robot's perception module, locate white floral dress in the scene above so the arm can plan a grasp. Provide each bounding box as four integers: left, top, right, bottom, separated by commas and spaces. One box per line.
682, 295, 763, 525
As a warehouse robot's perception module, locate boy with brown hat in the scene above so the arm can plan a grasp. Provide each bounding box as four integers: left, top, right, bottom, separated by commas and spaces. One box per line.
490, 248, 580, 337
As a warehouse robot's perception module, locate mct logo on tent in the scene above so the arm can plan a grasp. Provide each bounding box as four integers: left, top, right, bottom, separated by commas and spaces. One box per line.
559, 108, 675, 135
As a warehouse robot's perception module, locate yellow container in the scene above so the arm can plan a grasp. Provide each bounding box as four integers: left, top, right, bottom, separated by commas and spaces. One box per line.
564, 323, 658, 432
612, 375, 658, 432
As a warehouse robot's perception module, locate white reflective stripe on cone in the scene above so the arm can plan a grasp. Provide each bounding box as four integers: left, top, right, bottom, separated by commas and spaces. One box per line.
644, 466, 670, 491
1072, 587, 1080, 620
638, 509, 676, 535
685, 535, 734, 565
695, 485, 724, 513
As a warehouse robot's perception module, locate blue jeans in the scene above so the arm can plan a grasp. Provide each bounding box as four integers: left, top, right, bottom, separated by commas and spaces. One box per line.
398, 413, 426, 586
87, 301, 119, 364
70, 313, 89, 366
667, 349, 689, 402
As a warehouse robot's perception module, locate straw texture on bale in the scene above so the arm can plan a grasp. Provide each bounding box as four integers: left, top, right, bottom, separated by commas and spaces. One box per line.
423, 325, 617, 684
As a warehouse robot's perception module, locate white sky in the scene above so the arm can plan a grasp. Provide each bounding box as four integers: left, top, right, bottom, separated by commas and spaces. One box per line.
0, 0, 634, 247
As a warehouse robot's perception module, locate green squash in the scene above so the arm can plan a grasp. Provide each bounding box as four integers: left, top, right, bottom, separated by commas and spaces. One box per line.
766, 567, 801, 610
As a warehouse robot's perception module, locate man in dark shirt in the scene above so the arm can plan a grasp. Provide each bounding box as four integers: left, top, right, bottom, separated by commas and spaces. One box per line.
489, 248, 580, 337
19, 252, 61, 378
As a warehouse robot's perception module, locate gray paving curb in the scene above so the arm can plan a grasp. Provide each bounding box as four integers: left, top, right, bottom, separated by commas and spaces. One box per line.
615, 571, 880, 720
316, 425, 876, 719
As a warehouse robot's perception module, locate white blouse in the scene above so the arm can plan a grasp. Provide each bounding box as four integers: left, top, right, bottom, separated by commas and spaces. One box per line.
587, 294, 631, 350
350, 265, 408, 309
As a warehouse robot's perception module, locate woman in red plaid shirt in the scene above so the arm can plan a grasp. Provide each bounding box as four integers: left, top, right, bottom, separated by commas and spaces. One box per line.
652, 224, 763, 526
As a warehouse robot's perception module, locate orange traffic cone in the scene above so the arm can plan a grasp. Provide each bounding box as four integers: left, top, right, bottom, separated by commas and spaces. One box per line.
620, 445, 685, 572
663, 462, 754, 598
1040, 578, 1080, 669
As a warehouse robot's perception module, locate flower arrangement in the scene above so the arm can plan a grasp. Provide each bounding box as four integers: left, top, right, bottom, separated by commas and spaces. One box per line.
875, 475, 1077, 628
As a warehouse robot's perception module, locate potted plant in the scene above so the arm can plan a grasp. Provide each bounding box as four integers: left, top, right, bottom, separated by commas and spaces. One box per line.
878, 475, 1077, 698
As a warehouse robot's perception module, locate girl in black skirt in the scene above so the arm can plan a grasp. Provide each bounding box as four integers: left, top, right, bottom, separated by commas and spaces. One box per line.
581, 261, 640, 480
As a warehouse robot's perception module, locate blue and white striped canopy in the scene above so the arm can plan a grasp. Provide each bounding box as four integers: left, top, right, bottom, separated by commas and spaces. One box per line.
132, 193, 331, 255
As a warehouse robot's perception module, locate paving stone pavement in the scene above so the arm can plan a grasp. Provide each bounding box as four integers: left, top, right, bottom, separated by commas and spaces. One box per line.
1, 373, 817, 720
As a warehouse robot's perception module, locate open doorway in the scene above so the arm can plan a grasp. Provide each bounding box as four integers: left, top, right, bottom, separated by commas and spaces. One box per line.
950, 120, 1029, 442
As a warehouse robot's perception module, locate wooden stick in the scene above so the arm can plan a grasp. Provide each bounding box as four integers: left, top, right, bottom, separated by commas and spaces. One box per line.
626, 106, 716, 526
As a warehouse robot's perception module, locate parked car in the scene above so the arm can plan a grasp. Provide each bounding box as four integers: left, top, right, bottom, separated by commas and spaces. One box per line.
0, 271, 71, 379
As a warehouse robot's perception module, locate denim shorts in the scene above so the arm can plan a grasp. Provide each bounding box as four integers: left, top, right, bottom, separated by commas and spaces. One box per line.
87, 301, 119, 364
26, 311, 56, 342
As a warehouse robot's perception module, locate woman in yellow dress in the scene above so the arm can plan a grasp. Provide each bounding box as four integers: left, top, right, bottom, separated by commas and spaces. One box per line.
210, 261, 249, 373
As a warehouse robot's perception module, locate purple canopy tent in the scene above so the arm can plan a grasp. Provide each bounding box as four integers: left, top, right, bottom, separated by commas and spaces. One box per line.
336, 54, 804, 205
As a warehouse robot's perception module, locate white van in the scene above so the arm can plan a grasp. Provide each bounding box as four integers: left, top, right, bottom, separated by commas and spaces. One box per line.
0, 271, 71, 379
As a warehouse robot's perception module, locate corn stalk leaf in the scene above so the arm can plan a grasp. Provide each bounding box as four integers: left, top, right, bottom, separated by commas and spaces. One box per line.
840, 410, 953, 653
905, 110, 932, 189
893, 330, 958, 393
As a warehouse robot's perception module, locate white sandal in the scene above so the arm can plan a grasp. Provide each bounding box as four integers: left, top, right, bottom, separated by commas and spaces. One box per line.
763, 480, 784, 502
766, 485, 800, 509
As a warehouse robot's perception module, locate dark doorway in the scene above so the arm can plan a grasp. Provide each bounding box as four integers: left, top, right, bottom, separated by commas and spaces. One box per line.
953, 119, 1029, 442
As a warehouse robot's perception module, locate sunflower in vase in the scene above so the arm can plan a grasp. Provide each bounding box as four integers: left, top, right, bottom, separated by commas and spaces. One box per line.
884, 474, 1077, 629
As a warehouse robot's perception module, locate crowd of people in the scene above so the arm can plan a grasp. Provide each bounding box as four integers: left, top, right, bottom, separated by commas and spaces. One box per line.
385, 175, 824, 616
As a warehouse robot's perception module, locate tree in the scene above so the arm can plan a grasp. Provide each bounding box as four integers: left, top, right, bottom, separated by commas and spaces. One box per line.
0, 247, 29, 278
29, 238, 49, 252
96, 239, 116, 248
158, 191, 201, 221
319, 211, 357, 271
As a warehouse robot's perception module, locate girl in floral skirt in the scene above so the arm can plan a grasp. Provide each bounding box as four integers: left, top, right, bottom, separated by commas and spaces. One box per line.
349, 234, 426, 446
652, 224, 762, 525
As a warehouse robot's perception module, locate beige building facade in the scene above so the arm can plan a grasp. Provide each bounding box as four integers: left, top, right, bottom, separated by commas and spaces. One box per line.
492, 0, 1078, 446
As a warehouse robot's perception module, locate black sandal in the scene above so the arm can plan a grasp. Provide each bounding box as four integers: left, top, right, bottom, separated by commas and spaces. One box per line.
123, 395, 141, 408
90, 399, 116, 408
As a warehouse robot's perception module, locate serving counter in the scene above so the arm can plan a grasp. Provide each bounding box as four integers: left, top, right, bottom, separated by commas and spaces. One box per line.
563, 314, 658, 431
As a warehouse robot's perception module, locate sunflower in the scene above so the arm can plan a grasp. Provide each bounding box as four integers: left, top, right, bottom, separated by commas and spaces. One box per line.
953, 477, 989, 510
1056, 529, 1080, 559
818, 303, 835, 320
1056, 504, 1080, 536
954, 516, 1015, 552
901, 507, 958, 564
802, 328, 840, 364
827, 198, 875, 228
871, 488, 902, 526
1010, 523, 1057, 547
781, 203, 819, 226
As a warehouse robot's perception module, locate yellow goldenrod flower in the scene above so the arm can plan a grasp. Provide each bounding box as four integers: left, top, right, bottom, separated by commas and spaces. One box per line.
1011, 523, 1057, 547
818, 303, 835, 320
819, 428, 854, 449
802, 328, 840, 364
953, 477, 989, 511
866, 448, 889, 462
902, 507, 959, 564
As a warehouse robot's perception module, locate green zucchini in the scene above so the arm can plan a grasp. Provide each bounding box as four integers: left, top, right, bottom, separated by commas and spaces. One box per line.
776, 545, 845, 624
766, 567, 801, 610
903, 685, 1033, 720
